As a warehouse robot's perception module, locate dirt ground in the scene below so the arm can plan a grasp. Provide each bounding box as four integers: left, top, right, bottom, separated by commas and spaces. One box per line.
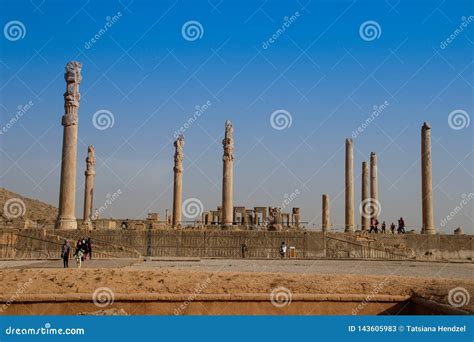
1, 267, 473, 312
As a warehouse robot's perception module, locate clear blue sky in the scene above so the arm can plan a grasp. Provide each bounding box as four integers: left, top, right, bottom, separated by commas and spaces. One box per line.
0, 0, 472, 232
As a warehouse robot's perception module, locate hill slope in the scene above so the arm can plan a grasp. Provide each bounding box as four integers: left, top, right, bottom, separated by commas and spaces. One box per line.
0, 188, 58, 223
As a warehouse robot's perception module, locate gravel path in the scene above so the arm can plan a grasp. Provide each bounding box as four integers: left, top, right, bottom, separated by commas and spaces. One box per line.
2, 258, 471, 279
130, 259, 474, 279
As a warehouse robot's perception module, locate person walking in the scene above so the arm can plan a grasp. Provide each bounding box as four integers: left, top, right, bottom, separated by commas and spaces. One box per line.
81, 238, 88, 260
279, 242, 287, 259
398, 217, 406, 234
241, 243, 248, 258
61, 240, 71, 268
369, 218, 378, 234
390, 222, 396, 234
74, 239, 85, 268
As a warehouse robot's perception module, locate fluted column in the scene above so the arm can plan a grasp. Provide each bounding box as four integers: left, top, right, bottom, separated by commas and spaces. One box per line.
345, 138, 355, 232
370, 152, 378, 222
361, 161, 369, 231
222, 120, 234, 227
56, 61, 82, 230
82, 145, 95, 229
172, 135, 184, 228
322, 194, 330, 232
421, 122, 436, 234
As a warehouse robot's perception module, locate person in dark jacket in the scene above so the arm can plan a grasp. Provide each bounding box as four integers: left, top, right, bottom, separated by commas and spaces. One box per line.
86, 237, 92, 260
241, 243, 248, 258
61, 240, 71, 268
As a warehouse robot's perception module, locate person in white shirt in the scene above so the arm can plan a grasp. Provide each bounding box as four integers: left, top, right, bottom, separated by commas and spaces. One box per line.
279, 242, 287, 258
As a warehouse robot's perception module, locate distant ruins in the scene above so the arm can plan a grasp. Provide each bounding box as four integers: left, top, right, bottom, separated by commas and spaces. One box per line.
1, 62, 443, 235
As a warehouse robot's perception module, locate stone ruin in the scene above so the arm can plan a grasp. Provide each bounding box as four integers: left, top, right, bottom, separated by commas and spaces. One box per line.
3, 62, 453, 234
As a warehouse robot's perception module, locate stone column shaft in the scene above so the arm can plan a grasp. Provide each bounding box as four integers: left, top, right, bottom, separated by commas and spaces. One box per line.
56, 61, 82, 230
345, 138, 355, 232
322, 194, 330, 231
222, 120, 234, 226
82, 145, 95, 227
172, 135, 184, 228
421, 122, 436, 234
370, 152, 378, 222
361, 161, 369, 231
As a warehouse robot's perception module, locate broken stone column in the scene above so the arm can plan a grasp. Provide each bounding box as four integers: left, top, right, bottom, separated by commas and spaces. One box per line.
370, 152, 379, 222
345, 138, 355, 232
172, 135, 184, 228
56, 61, 82, 230
292, 208, 300, 228
421, 122, 436, 235
82, 145, 95, 229
322, 194, 330, 232
361, 161, 369, 231
221, 120, 234, 227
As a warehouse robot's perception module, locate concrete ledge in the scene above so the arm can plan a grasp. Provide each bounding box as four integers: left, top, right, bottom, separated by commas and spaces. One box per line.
0, 293, 411, 303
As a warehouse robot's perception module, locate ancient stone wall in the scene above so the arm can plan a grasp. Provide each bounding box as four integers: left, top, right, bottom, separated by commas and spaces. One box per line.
0, 229, 471, 261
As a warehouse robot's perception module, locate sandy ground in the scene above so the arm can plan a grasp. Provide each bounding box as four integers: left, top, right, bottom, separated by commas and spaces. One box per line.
1, 259, 473, 312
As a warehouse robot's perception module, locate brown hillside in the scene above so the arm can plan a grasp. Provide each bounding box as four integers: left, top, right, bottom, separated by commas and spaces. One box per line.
0, 188, 58, 223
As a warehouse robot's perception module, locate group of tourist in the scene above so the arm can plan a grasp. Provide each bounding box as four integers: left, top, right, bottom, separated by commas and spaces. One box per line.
61, 237, 92, 268
369, 217, 406, 234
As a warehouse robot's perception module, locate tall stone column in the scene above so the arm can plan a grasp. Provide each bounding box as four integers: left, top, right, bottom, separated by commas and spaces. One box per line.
345, 138, 355, 232
56, 61, 82, 230
222, 120, 234, 227
322, 194, 330, 232
82, 145, 95, 229
172, 135, 184, 228
361, 161, 369, 231
370, 152, 379, 222
421, 122, 436, 234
